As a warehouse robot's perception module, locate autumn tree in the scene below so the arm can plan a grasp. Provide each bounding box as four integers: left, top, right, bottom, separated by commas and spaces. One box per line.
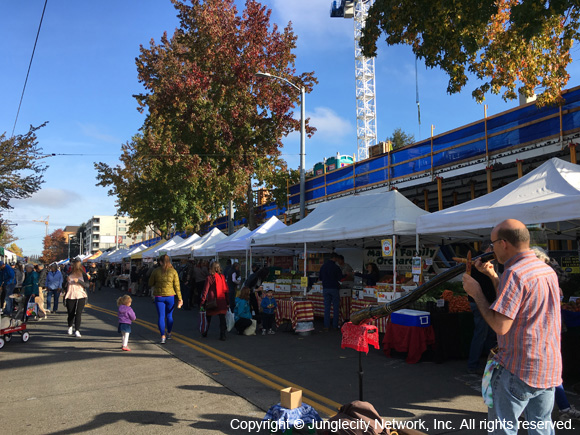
8, 243, 23, 257
0, 123, 47, 210
388, 128, 415, 150
0, 220, 17, 246
361, 1, 580, 105
41, 228, 67, 264
96, 0, 316, 234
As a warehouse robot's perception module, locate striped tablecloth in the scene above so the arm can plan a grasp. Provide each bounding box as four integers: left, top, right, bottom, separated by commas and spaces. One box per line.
307, 293, 351, 325
276, 299, 315, 329
350, 299, 389, 334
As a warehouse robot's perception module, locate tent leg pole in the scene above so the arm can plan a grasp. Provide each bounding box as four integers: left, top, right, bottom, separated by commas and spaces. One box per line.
359, 351, 364, 401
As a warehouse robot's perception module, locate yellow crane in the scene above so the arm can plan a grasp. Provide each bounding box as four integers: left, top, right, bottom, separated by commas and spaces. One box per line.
33, 216, 49, 236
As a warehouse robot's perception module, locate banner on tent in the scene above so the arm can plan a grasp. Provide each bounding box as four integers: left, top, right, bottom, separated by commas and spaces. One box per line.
364, 247, 439, 273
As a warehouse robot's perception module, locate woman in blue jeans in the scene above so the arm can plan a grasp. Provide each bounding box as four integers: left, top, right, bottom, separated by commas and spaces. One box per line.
148, 255, 183, 343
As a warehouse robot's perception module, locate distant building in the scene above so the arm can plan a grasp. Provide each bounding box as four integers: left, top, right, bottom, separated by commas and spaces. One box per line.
63, 226, 79, 244
82, 216, 142, 254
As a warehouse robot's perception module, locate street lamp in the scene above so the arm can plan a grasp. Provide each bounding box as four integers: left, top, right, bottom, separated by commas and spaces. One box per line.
256, 71, 306, 220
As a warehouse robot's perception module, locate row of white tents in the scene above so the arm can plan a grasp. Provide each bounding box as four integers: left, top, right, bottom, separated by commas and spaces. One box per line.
96, 158, 580, 264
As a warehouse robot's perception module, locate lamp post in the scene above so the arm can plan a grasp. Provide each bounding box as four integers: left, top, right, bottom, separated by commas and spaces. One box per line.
256, 72, 306, 220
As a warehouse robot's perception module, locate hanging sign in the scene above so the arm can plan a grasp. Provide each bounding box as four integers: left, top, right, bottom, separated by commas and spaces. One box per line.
381, 239, 393, 257
412, 257, 422, 275
364, 247, 439, 273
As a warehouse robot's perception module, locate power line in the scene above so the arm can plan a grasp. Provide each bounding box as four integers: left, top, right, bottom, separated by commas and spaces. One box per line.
11, 0, 49, 137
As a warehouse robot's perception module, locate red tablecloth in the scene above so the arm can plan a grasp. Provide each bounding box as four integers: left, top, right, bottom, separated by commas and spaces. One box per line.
276, 300, 315, 329
382, 320, 436, 364
307, 293, 351, 325
350, 299, 389, 334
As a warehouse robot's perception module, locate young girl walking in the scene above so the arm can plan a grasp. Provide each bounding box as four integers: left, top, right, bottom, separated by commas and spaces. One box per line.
117, 295, 136, 351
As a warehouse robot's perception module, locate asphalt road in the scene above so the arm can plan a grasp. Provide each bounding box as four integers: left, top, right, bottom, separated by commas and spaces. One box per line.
0, 285, 577, 434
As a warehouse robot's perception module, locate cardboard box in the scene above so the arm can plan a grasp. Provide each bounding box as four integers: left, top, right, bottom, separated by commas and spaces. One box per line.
391, 309, 431, 327
280, 387, 302, 409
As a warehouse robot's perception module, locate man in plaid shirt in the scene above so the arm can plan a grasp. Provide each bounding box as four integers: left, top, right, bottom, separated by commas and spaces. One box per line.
463, 219, 561, 434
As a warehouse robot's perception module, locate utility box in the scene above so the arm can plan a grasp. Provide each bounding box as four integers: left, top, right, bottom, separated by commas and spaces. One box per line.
280, 387, 302, 409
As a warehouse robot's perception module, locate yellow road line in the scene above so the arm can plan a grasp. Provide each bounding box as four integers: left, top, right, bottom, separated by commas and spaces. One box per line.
87, 304, 340, 416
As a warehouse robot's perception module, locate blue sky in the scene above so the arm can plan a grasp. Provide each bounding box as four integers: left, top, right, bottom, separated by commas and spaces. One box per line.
2, 0, 580, 256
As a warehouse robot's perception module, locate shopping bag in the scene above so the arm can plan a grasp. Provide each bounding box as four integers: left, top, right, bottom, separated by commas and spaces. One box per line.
199, 309, 208, 334
26, 300, 38, 318
243, 319, 257, 336
225, 309, 235, 332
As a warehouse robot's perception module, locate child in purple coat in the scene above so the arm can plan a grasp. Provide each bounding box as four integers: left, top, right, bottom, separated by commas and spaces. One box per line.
117, 295, 136, 351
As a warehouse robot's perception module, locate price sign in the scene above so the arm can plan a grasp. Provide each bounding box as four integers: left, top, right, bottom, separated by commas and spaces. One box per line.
300, 276, 308, 287
412, 256, 422, 275
437, 299, 445, 308
275, 270, 281, 275
381, 239, 393, 257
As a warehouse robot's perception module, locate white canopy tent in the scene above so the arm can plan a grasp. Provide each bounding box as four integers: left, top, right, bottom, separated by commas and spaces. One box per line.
97, 249, 118, 263
215, 216, 288, 256
194, 227, 250, 258
252, 191, 429, 289
164, 233, 200, 256
104, 248, 130, 263
171, 228, 225, 258
416, 158, 580, 239
253, 191, 430, 249
142, 235, 184, 259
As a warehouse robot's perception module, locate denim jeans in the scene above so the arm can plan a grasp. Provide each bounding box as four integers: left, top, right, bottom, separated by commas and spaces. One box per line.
323, 288, 340, 329
468, 302, 497, 370
488, 365, 556, 435
3, 282, 15, 314
46, 289, 60, 312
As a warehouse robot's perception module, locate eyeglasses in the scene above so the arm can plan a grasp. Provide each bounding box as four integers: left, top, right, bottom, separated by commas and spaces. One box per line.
490, 239, 504, 249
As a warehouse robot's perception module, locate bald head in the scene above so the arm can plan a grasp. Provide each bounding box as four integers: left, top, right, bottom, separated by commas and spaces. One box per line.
493, 219, 530, 250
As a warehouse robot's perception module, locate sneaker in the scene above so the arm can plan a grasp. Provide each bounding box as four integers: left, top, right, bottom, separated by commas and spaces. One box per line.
67, 327, 73, 335
122, 346, 131, 352
160, 336, 166, 344
268, 329, 275, 335
262, 329, 266, 336
75, 330, 82, 338
166, 333, 172, 340
559, 405, 580, 421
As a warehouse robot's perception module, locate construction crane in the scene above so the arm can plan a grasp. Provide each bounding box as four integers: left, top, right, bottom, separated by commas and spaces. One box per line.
331, 0, 378, 161
33, 216, 49, 236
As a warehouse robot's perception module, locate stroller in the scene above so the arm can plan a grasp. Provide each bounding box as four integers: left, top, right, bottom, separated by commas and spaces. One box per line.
0, 293, 30, 349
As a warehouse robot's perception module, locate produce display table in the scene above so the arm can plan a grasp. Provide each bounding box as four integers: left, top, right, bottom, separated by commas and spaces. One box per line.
382, 319, 436, 364
276, 299, 315, 330
350, 299, 389, 333
306, 293, 351, 325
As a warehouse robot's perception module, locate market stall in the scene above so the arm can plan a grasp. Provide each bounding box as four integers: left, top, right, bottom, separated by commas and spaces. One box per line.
194, 227, 250, 258
164, 233, 200, 256
170, 228, 224, 258
141, 235, 184, 259
253, 191, 431, 327
416, 158, 580, 240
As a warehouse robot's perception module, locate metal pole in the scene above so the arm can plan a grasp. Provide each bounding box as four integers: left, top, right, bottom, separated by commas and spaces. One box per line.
228, 199, 234, 235
299, 86, 306, 220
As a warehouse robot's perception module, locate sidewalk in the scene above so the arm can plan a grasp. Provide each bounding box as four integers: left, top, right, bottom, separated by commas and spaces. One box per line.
0, 305, 267, 435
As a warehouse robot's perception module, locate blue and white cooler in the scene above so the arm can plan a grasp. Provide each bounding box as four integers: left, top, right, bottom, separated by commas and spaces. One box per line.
390, 309, 431, 327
